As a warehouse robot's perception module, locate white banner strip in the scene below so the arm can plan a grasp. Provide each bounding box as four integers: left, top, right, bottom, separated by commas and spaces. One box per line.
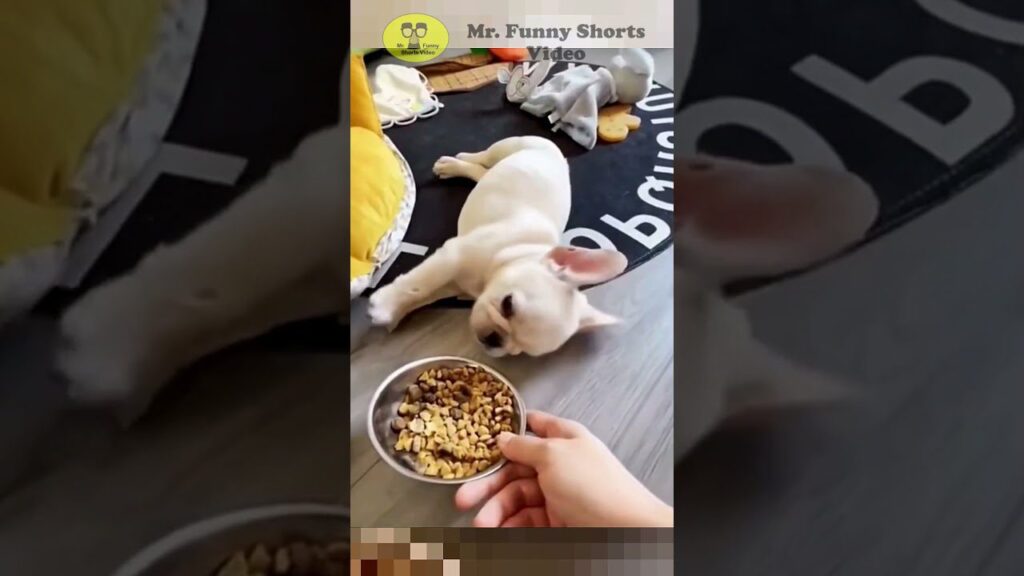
59, 144, 247, 288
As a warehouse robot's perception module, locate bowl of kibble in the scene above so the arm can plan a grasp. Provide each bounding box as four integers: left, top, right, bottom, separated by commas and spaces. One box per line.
112, 504, 348, 576
367, 356, 527, 484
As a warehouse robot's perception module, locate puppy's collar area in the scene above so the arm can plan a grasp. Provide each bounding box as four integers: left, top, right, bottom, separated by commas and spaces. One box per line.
549, 261, 591, 294
550, 262, 570, 281
486, 243, 553, 278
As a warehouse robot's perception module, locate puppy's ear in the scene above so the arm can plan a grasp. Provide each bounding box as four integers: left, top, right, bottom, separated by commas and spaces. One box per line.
679, 156, 878, 283
546, 246, 628, 286
723, 336, 856, 420
576, 297, 621, 332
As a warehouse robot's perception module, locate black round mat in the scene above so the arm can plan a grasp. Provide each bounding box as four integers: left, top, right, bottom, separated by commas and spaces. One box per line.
680, 0, 1024, 253
367, 61, 675, 304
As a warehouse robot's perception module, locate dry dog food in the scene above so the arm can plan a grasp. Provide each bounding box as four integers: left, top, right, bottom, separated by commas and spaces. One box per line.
392, 365, 518, 479
214, 540, 347, 576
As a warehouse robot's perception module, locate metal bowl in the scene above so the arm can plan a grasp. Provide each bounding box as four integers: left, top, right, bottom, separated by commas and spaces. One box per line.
112, 503, 348, 576
367, 356, 527, 485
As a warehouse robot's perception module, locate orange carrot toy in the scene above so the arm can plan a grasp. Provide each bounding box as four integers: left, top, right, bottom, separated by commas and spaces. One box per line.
489, 48, 529, 61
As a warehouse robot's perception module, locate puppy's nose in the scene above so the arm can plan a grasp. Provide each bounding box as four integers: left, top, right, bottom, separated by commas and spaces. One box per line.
479, 332, 503, 348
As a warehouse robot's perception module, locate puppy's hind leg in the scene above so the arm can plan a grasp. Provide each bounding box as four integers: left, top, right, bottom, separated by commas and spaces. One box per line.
433, 156, 488, 182
455, 136, 555, 167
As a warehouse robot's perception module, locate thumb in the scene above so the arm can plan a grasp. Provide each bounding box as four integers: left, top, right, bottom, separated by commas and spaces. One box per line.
497, 432, 548, 467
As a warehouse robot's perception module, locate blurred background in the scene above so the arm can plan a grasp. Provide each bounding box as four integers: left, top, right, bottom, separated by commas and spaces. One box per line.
676, 1, 1024, 575
0, 2, 345, 574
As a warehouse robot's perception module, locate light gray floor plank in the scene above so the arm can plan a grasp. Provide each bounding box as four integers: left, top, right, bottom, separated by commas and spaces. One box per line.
980, 491, 1024, 576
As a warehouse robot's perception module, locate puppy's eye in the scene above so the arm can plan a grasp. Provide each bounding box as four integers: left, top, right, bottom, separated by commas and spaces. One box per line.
501, 294, 514, 318
481, 332, 503, 348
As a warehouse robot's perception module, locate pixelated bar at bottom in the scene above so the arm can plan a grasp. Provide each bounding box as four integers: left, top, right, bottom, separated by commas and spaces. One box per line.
352, 528, 673, 575
350, 558, 673, 576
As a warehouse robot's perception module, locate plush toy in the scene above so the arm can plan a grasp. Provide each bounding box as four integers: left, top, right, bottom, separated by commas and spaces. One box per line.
597, 104, 642, 143
608, 48, 654, 104
508, 49, 656, 149
496, 60, 552, 103
489, 48, 529, 61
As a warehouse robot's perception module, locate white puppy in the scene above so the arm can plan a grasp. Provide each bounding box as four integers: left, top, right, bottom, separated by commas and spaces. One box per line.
676, 155, 879, 459
368, 136, 627, 356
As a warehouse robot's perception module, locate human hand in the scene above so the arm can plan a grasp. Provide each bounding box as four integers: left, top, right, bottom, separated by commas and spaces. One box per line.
454, 410, 673, 527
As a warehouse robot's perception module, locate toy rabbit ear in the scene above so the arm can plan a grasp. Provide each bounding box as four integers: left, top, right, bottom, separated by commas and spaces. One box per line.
497, 67, 511, 84
524, 60, 553, 90
504, 66, 528, 101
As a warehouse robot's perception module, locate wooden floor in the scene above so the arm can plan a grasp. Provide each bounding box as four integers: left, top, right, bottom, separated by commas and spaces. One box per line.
678, 153, 1024, 575
349, 249, 675, 527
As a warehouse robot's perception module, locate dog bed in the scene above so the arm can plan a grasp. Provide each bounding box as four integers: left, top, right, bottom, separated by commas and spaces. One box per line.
0, 0, 206, 325
364, 60, 676, 306
349, 55, 416, 298
30, 2, 342, 327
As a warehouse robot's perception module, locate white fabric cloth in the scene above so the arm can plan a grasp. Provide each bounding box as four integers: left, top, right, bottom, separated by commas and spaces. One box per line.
520, 65, 616, 150
372, 65, 442, 128
517, 50, 654, 149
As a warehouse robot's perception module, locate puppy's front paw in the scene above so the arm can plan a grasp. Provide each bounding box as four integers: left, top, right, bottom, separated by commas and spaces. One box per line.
432, 156, 461, 179
368, 283, 419, 331
367, 287, 399, 330
57, 279, 167, 423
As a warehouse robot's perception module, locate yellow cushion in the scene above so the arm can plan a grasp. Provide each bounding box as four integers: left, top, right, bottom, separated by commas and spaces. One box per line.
0, 187, 72, 259
350, 55, 383, 136
0, 0, 162, 261
350, 127, 404, 281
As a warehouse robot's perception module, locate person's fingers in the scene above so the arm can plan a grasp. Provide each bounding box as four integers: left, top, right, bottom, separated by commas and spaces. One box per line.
473, 478, 545, 528
546, 509, 567, 528
500, 506, 551, 527
454, 463, 535, 511
526, 410, 587, 439
497, 431, 551, 466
